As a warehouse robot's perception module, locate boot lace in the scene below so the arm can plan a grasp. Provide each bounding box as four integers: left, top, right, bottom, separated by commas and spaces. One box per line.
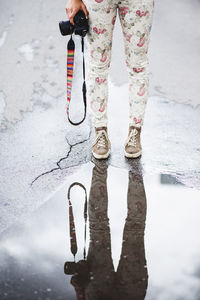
96, 130, 107, 148
128, 128, 138, 147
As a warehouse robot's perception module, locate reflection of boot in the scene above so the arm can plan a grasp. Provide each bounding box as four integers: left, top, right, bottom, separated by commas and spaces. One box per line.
85, 159, 118, 300
116, 170, 148, 300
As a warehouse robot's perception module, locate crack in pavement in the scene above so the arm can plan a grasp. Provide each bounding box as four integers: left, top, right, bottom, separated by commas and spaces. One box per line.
30, 126, 92, 187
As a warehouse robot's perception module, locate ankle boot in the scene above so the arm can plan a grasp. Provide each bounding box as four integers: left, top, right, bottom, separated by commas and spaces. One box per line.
124, 125, 142, 158
92, 126, 111, 159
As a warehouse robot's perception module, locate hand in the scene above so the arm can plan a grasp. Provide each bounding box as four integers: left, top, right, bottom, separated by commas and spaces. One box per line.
66, 0, 89, 26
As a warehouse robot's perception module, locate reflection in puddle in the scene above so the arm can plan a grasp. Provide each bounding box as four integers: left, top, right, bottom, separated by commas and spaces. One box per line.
0, 159, 200, 299
65, 159, 147, 299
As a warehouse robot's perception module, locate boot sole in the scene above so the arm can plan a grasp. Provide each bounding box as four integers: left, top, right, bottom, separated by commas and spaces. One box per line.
92, 149, 110, 159
124, 150, 142, 158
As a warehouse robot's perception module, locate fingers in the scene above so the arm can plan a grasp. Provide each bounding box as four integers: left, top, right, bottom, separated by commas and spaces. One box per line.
65, 3, 89, 26
70, 12, 76, 26
81, 3, 89, 19
66, 7, 75, 25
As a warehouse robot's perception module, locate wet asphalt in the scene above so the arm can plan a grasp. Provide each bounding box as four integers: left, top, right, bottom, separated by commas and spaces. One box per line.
0, 0, 200, 299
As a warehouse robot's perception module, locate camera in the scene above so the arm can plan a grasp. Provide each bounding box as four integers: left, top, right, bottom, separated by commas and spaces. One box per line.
64, 260, 89, 276
59, 10, 89, 37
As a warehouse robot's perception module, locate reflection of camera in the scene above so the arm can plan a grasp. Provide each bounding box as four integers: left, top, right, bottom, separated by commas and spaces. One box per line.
59, 10, 89, 37
64, 260, 89, 275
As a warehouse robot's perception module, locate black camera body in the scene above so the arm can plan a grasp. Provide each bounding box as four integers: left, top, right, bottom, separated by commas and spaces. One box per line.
64, 260, 89, 276
59, 10, 89, 37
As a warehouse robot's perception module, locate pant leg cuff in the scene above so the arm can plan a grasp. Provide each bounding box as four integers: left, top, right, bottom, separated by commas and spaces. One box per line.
129, 122, 143, 128
93, 122, 108, 128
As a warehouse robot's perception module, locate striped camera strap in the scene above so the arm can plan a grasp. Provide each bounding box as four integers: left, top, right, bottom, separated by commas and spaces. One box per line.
67, 35, 87, 125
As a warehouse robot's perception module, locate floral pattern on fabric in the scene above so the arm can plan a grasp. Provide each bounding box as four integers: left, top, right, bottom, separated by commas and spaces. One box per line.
84, 0, 154, 127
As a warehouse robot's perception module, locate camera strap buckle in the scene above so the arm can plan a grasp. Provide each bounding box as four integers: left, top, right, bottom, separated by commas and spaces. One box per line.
66, 35, 87, 126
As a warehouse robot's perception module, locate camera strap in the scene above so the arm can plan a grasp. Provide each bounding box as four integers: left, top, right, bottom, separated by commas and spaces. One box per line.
67, 35, 87, 125
67, 182, 88, 262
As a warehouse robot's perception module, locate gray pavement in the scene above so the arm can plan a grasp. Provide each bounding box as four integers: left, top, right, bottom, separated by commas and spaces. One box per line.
0, 0, 200, 233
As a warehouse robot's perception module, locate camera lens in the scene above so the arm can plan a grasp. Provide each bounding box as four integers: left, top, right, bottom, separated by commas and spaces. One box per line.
59, 20, 74, 36
64, 261, 76, 274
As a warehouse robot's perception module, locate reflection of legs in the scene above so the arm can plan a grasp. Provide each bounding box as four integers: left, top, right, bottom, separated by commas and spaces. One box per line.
116, 171, 148, 300
118, 0, 154, 127
85, 1, 117, 128
86, 160, 118, 300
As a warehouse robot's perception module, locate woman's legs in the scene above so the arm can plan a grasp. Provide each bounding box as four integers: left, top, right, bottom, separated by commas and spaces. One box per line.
118, 0, 154, 128
84, 0, 154, 158
85, 0, 117, 128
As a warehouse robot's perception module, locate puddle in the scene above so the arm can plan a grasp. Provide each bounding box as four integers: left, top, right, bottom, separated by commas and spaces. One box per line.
17, 40, 40, 62
0, 31, 8, 48
0, 159, 200, 300
0, 14, 14, 48
44, 56, 59, 72
0, 91, 6, 125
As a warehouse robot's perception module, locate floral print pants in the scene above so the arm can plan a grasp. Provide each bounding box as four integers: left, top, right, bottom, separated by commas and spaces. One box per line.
83, 0, 154, 128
